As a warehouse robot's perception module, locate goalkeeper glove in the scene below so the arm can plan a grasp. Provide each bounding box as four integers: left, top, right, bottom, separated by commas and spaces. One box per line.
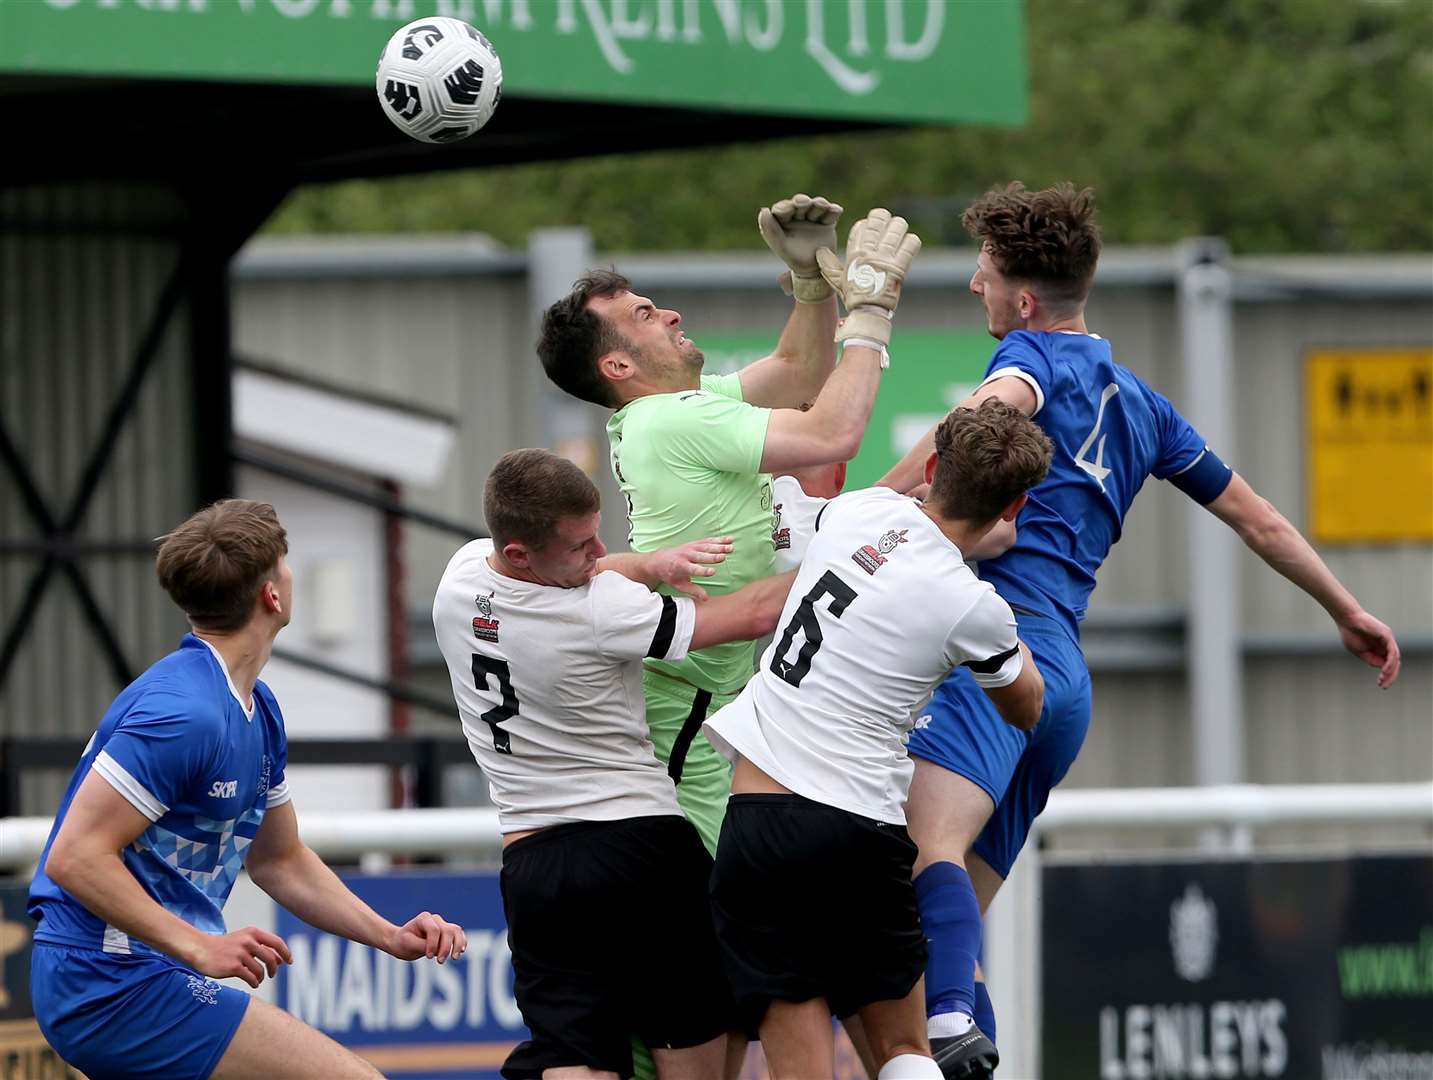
815, 208, 922, 349
758, 193, 843, 303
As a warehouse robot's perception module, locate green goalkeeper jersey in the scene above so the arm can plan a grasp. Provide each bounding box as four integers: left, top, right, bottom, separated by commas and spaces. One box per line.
606, 371, 775, 696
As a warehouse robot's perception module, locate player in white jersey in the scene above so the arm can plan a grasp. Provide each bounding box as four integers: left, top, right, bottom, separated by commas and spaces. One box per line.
769, 463, 845, 573
770, 464, 1018, 578
703, 401, 1053, 1080
432, 449, 794, 1080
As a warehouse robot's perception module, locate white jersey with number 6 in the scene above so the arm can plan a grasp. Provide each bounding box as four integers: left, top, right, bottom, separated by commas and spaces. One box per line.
704, 487, 1023, 825
433, 539, 696, 832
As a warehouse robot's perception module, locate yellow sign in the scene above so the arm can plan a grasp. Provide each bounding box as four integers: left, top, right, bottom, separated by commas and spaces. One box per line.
1306, 347, 1433, 543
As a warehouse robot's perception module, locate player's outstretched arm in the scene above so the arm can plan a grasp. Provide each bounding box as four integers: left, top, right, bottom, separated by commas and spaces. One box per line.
761, 209, 922, 475
246, 801, 467, 963
1206, 471, 1401, 688
738, 194, 842, 410
596, 537, 734, 601
689, 570, 799, 650
44, 770, 293, 987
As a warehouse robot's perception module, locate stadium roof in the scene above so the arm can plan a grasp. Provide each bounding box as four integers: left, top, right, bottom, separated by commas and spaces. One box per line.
1, 1, 1026, 186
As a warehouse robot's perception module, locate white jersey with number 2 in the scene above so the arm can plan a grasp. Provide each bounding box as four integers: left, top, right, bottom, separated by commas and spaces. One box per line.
433, 539, 696, 832
704, 487, 1022, 825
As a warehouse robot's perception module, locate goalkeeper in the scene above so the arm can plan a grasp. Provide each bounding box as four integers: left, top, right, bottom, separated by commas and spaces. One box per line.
537, 197, 923, 854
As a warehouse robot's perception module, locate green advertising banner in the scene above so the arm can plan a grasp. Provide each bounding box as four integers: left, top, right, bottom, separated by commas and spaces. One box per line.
699, 328, 994, 487
0, 0, 1027, 125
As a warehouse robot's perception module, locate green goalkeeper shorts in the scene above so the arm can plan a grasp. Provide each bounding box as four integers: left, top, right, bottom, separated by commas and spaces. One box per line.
640, 667, 739, 856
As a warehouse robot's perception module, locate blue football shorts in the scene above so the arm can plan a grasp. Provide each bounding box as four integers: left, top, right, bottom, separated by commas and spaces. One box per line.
906, 615, 1092, 879
32, 942, 250, 1080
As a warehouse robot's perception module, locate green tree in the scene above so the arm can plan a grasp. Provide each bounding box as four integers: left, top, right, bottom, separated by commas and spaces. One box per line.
266, 0, 1433, 253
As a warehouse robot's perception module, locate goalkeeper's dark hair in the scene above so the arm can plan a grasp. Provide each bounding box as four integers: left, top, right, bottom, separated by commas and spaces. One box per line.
963, 182, 1101, 310
484, 448, 600, 551
536, 269, 633, 408
928, 399, 1053, 523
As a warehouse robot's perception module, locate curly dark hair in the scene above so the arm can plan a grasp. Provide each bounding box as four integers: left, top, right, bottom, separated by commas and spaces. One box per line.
928, 399, 1053, 523
962, 182, 1101, 309
535, 269, 632, 408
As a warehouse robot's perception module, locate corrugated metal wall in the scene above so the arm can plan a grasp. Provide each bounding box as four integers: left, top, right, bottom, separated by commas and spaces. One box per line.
232, 262, 535, 616
229, 239, 1432, 802
1, 185, 198, 809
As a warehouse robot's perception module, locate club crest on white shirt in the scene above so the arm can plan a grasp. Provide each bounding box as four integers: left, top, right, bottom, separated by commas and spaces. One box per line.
771, 503, 791, 551
472, 591, 500, 642
851, 528, 908, 575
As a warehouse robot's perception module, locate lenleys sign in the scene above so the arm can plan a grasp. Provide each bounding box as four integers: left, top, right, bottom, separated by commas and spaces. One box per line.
0, 0, 1028, 125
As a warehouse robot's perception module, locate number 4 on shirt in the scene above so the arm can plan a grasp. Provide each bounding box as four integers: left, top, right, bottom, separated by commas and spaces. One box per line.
1075, 382, 1119, 490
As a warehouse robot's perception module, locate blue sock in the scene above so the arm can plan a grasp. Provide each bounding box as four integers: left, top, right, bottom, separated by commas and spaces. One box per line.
973, 980, 997, 1043
914, 861, 981, 1019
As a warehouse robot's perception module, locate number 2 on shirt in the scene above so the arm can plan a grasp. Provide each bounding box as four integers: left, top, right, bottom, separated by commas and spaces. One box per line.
471, 654, 519, 754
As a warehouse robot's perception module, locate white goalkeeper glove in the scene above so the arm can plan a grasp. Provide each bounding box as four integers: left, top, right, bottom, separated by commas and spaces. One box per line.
815, 208, 922, 350
758, 193, 843, 303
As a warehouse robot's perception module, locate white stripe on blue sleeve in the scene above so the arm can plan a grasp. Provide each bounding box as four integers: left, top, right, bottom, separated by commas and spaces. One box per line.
92, 750, 168, 822
980, 366, 1046, 415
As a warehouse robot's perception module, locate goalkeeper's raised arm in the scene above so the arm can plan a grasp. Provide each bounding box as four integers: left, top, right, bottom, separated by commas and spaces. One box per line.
758, 207, 923, 473
733, 193, 842, 410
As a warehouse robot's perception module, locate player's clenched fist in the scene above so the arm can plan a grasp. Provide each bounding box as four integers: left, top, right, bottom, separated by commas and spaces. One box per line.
758, 193, 843, 303
384, 910, 468, 964
187, 925, 292, 988
816, 208, 922, 349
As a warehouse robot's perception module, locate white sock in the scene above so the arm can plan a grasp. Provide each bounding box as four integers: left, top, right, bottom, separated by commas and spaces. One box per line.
878, 1052, 944, 1079
927, 1009, 975, 1039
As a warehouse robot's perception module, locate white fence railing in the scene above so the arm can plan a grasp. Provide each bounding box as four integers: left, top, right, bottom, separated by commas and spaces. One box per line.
5, 782, 1427, 871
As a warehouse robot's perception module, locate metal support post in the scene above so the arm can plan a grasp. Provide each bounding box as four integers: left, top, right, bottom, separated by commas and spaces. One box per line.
1178, 240, 1248, 847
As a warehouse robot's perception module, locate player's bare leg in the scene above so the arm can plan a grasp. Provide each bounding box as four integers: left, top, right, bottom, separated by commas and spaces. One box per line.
967, 850, 1004, 913
543, 1068, 618, 1079
209, 996, 383, 1079
907, 760, 994, 875
722, 1032, 748, 1080
841, 1014, 879, 1078
759, 998, 834, 1080
653, 1033, 727, 1080
857, 980, 942, 1078
905, 759, 999, 1078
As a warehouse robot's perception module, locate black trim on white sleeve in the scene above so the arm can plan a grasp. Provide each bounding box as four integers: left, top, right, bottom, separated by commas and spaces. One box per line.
962, 643, 1020, 674
647, 595, 679, 659
814, 503, 828, 533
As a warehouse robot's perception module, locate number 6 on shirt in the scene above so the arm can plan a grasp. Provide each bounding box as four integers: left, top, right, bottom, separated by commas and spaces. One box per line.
768, 571, 859, 688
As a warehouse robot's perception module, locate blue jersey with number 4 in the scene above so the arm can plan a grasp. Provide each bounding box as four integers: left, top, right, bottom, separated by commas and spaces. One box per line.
28, 634, 291, 956
976, 330, 1230, 643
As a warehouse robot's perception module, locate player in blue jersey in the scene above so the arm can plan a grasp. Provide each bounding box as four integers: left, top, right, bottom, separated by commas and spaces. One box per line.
880, 183, 1402, 1079
27, 500, 467, 1080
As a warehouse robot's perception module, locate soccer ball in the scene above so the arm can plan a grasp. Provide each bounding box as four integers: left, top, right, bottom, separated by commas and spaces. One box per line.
376, 17, 503, 144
